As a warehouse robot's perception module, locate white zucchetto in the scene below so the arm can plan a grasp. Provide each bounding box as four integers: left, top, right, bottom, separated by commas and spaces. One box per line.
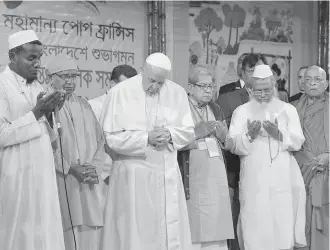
146, 52, 171, 71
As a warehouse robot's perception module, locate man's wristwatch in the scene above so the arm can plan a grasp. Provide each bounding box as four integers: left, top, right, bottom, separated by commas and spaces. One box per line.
246, 132, 254, 143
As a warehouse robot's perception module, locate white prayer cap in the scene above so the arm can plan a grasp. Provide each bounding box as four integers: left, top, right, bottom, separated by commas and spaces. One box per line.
8, 30, 40, 50
252, 64, 273, 79
146, 52, 171, 71
46, 54, 78, 76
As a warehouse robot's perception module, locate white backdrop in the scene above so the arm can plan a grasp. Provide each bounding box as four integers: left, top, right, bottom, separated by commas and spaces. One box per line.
0, 0, 147, 99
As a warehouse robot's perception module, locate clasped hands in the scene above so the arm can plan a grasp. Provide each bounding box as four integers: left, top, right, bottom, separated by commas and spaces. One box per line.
32, 90, 66, 120
148, 128, 172, 150
69, 164, 99, 185
247, 118, 283, 141
195, 120, 228, 142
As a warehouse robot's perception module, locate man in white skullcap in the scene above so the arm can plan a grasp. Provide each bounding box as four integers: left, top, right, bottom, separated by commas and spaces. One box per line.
0, 30, 65, 250
45, 54, 106, 250
225, 64, 307, 250
99, 52, 195, 250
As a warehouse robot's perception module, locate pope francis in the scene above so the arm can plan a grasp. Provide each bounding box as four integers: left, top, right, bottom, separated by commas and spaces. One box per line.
99, 53, 195, 250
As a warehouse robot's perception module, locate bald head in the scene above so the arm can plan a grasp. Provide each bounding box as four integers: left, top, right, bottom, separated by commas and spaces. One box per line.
303, 65, 328, 97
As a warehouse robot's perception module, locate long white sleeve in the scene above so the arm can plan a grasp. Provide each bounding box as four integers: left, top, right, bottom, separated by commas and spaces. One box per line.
225, 106, 253, 156
105, 130, 149, 157
279, 104, 305, 151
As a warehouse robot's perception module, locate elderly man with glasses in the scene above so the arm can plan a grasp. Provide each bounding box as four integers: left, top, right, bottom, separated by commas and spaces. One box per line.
293, 65, 329, 250
225, 64, 306, 250
45, 54, 106, 250
179, 66, 234, 250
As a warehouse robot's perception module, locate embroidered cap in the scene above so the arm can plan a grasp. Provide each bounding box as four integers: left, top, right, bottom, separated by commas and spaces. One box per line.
146, 52, 171, 71
252, 64, 273, 79
8, 30, 40, 50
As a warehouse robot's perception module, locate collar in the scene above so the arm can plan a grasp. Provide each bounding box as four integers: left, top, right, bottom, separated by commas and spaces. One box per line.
7, 66, 30, 89
239, 79, 245, 88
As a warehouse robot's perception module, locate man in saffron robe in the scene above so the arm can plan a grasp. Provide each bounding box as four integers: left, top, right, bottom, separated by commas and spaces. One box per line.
0, 30, 65, 250
99, 52, 195, 250
226, 64, 307, 250
45, 54, 106, 250
184, 67, 234, 250
293, 65, 329, 250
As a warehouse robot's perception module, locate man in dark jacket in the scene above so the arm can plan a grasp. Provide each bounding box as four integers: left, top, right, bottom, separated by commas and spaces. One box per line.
218, 54, 246, 95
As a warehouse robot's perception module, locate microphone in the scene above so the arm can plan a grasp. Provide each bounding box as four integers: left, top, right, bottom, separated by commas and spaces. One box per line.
53, 105, 62, 136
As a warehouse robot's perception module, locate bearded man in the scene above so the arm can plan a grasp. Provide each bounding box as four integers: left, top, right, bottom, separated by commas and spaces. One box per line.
99, 53, 195, 250
225, 64, 307, 250
294, 65, 329, 250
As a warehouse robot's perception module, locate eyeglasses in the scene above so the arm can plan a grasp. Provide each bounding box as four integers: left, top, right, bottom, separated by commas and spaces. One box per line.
194, 83, 213, 91
244, 68, 255, 75
252, 89, 273, 96
56, 73, 79, 81
304, 77, 324, 84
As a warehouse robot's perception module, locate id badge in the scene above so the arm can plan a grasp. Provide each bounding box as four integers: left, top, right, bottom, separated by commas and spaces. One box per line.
197, 140, 208, 151
205, 137, 220, 158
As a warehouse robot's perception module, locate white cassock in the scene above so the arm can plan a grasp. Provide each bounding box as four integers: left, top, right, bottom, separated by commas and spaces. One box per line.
88, 93, 107, 122
88, 93, 112, 210
225, 97, 307, 250
0, 66, 65, 250
99, 74, 195, 250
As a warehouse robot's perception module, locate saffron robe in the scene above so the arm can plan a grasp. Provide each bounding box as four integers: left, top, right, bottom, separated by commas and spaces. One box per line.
294, 93, 329, 250
185, 97, 234, 243
0, 66, 65, 250
99, 74, 195, 250
226, 97, 307, 250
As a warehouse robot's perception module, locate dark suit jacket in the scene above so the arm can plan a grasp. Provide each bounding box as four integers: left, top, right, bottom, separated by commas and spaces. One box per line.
216, 87, 250, 188
218, 80, 242, 95
289, 92, 303, 103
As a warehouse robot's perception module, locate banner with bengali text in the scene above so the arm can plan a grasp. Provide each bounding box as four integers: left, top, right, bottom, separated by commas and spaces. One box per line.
0, 0, 147, 99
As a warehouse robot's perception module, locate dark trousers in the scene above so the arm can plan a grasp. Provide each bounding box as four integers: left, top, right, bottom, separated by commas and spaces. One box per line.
228, 187, 240, 250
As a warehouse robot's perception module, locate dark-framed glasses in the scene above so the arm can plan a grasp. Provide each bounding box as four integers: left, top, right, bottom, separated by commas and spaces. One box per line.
194, 83, 213, 91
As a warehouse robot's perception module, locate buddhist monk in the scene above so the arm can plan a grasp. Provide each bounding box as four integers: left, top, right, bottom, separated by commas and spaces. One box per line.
226, 64, 307, 250
294, 65, 329, 250
45, 54, 106, 250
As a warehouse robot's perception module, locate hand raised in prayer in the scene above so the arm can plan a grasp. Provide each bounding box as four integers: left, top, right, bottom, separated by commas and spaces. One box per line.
262, 119, 283, 141
69, 164, 98, 184
32, 90, 64, 120
195, 121, 217, 140
148, 128, 171, 150
313, 153, 329, 168
247, 119, 261, 140
214, 120, 228, 143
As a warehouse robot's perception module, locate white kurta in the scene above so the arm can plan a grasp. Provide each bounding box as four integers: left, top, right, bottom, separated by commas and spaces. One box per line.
88, 92, 112, 209
0, 66, 65, 250
99, 74, 195, 250
225, 98, 307, 250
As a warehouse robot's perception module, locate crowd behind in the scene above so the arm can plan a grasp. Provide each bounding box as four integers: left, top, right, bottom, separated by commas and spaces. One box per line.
0, 30, 329, 250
